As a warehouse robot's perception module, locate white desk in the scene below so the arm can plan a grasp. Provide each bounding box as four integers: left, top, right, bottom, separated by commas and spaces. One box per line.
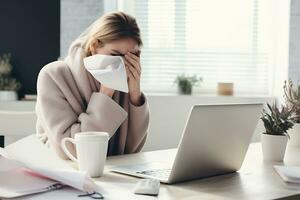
17, 143, 300, 200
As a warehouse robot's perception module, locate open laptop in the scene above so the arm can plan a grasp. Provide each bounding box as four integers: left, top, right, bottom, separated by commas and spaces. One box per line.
111, 103, 263, 184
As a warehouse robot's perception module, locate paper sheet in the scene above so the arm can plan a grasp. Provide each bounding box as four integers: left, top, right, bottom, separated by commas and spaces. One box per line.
0, 156, 58, 198
274, 165, 300, 183
0, 135, 98, 194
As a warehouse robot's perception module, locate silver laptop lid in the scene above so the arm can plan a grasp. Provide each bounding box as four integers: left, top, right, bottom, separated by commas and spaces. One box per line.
168, 103, 263, 183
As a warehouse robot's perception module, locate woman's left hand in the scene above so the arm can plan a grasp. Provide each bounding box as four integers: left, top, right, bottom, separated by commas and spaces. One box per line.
124, 51, 142, 106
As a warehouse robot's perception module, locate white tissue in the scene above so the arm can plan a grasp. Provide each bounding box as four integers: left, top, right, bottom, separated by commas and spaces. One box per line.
83, 54, 129, 93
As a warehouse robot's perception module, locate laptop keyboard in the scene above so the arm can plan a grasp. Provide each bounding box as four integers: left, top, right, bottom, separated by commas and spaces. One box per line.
136, 169, 171, 179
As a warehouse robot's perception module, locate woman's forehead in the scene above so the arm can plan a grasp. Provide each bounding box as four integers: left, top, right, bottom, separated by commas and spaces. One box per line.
106, 38, 139, 54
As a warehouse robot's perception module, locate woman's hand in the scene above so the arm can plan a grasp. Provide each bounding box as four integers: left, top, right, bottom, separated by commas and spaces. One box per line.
124, 52, 143, 106
100, 84, 115, 98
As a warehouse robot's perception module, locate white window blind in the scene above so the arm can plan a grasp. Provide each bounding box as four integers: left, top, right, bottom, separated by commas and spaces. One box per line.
119, 0, 283, 95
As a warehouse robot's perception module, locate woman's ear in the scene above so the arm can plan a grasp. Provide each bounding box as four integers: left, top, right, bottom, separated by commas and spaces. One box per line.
90, 39, 101, 55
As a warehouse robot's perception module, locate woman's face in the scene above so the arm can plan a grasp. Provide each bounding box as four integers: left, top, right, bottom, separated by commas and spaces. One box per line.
91, 37, 140, 57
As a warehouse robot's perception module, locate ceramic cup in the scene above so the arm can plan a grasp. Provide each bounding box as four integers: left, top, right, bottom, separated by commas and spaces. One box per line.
61, 132, 109, 177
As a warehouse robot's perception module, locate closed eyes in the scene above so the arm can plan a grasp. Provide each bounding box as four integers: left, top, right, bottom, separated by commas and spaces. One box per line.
110, 50, 124, 57
110, 53, 120, 56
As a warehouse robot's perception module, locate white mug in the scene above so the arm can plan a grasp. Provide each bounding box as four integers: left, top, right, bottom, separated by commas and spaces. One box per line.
61, 132, 109, 178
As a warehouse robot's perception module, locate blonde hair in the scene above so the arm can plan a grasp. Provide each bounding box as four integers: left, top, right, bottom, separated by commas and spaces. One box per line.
84, 11, 142, 56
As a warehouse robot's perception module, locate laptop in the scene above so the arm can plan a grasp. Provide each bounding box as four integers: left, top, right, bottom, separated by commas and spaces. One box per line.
111, 103, 263, 184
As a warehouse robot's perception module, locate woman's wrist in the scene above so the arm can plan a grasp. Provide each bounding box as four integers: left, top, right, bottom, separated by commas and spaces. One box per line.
100, 85, 115, 98
129, 92, 142, 106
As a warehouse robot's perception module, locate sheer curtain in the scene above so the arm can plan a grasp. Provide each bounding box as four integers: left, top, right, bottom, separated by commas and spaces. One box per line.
116, 0, 290, 96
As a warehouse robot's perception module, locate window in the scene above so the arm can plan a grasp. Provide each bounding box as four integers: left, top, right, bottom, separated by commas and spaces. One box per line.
117, 0, 289, 95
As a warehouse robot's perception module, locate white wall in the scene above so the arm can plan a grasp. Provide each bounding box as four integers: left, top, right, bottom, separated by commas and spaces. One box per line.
142, 95, 274, 151
60, 0, 104, 57
0, 101, 36, 146
289, 0, 300, 83
0, 96, 273, 149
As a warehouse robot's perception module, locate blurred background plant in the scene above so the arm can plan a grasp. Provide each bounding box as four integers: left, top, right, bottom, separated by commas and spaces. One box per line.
0, 53, 21, 91
261, 103, 296, 138
175, 74, 202, 95
284, 80, 300, 123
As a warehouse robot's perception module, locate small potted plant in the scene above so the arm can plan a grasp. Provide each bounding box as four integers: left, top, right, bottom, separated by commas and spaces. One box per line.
260, 103, 295, 161
284, 80, 300, 146
175, 74, 202, 95
0, 53, 21, 101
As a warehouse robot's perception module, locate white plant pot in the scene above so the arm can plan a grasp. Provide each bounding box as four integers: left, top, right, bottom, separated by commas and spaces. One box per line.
0, 91, 17, 101
261, 134, 288, 162
288, 123, 300, 147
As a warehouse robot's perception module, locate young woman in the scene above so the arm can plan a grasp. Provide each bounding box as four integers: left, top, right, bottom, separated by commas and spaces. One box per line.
36, 11, 149, 159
